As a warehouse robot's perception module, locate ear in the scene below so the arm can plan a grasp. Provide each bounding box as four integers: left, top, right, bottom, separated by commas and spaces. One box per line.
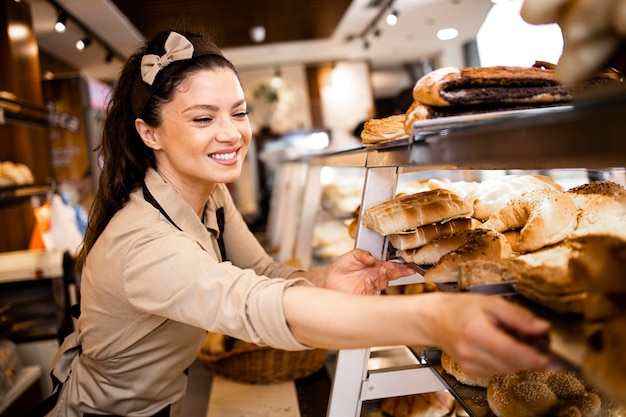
135, 118, 162, 150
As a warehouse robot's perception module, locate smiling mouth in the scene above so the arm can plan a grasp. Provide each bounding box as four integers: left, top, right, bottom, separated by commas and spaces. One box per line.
209, 150, 237, 161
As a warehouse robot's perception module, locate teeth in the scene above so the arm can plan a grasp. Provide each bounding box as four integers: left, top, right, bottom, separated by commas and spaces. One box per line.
210, 151, 236, 160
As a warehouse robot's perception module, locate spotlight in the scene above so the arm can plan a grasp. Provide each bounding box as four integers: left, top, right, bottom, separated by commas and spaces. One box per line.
54, 11, 68, 33
76, 37, 91, 51
386, 10, 398, 26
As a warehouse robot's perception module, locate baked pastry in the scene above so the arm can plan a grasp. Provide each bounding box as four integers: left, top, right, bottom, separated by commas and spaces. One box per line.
487, 368, 601, 417
388, 218, 481, 251
440, 351, 492, 388
380, 391, 456, 417
479, 187, 578, 252
361, 114, 407, 144
412, 65, 621, 108
361, 188, 473, 236
423, 229, 512, 283
566, 181, 626, 240
465, 174, 562, 221
457, 258, 526, 290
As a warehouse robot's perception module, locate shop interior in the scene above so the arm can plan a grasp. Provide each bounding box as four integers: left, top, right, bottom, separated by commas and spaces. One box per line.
1, 0, 625, 416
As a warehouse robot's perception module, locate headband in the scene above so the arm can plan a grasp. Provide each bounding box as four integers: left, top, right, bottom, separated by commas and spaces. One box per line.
132, 31, 225, 118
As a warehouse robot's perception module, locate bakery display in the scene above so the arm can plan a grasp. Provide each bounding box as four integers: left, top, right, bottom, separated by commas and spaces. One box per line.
0, 160, 35, 186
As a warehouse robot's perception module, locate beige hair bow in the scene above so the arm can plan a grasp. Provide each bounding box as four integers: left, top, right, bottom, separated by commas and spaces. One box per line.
140, 31, 194, 85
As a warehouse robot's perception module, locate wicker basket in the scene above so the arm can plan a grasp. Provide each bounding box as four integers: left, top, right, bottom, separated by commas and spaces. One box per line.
198, 339, 328, 384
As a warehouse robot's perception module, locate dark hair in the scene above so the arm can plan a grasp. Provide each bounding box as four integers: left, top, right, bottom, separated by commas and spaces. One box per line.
78, 30, 239, 264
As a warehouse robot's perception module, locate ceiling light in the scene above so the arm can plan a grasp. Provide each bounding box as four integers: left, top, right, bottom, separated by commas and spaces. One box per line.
437, 28, 459, 41
386, 10, 398, 26
76, 37, 91, 50
54, 11, 67, 33
250, 26, 266, 43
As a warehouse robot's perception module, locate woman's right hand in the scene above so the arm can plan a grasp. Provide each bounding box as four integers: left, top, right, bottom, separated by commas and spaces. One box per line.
427, 293, 551, 378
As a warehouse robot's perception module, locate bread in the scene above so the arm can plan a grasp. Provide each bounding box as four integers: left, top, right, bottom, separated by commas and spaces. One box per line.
361, 114, 407, 144
398, 229, 471, 266
413, 65, 621, 108
465, 174, 562, 221
479, 187, 578, 252
457, 258, 526, 290
513, 242, 587, 314
361, 188, 473, 236
380, 391, 456, 417
440, 351, 492, 388
566, 181, 626, 240
424, 229, 512, 283
412, 66, 573, 108
388, 218, 481, 251
487, 368, 601, 417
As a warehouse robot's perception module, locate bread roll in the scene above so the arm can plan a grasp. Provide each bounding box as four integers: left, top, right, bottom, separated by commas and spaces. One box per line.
487, 369, 601, 417
479, 187, 578, 252
567, 181, 626, 240
466, 174, 562, 221
361, 114, 407, 144
441, 351, 492, 388
424, 229, 512, 283
388, 218, 481, 251
398, 229, 469, 266
361, 188, 473, 236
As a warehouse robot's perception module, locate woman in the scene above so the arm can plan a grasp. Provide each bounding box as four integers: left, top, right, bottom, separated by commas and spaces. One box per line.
46, 30, 550, 417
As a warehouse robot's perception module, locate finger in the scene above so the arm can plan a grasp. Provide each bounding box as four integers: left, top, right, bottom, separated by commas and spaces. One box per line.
382, 261, 416, 280
485, 298, 550, 337
352, 249, 376, 267
520, 0, 570, 25
557, 33, 619, 83
560, 0, 613, 46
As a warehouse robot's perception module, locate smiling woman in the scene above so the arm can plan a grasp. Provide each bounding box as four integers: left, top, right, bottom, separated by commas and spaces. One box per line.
34, 29, 553, 417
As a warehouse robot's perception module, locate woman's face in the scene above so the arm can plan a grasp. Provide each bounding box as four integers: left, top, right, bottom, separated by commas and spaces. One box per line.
140, 68, 252, 193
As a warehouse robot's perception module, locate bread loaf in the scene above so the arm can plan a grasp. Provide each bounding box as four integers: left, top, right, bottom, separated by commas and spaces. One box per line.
566, 181, 626, 240
388, 218, 481, 251
380, 391, 456, 417
479, 187, 578, 252
457, 258, 526, 290
424, 229, 512, 283
361, 188, 473, 236
465, 174, 562, 221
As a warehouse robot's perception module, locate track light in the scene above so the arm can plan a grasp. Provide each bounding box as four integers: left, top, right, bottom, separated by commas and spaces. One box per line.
54, 11, 67, 33
386, 10, 398, 26
76, 37, 91, 51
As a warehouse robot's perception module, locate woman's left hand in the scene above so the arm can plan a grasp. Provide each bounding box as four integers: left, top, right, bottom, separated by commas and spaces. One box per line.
323, 249, 416, 294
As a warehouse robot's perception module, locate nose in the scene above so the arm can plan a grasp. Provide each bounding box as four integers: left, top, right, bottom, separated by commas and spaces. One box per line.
215, 117, 243, 142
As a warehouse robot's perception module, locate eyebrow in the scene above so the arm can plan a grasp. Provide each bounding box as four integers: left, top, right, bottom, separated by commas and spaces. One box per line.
182, 99, 247, 113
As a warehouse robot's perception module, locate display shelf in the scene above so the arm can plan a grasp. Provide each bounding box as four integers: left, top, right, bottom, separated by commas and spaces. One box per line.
308, 86, 626, 417
0, 183, 50, 209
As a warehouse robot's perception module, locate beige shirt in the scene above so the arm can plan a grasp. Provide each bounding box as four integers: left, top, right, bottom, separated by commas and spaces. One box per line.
51, 168, 310, 417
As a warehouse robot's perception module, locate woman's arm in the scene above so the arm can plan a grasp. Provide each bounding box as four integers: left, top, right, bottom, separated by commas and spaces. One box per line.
283, 286, 551, 378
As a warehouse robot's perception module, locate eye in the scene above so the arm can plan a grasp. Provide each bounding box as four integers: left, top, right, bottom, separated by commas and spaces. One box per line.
194, 116, 213, 124
234, 110, 249, 118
